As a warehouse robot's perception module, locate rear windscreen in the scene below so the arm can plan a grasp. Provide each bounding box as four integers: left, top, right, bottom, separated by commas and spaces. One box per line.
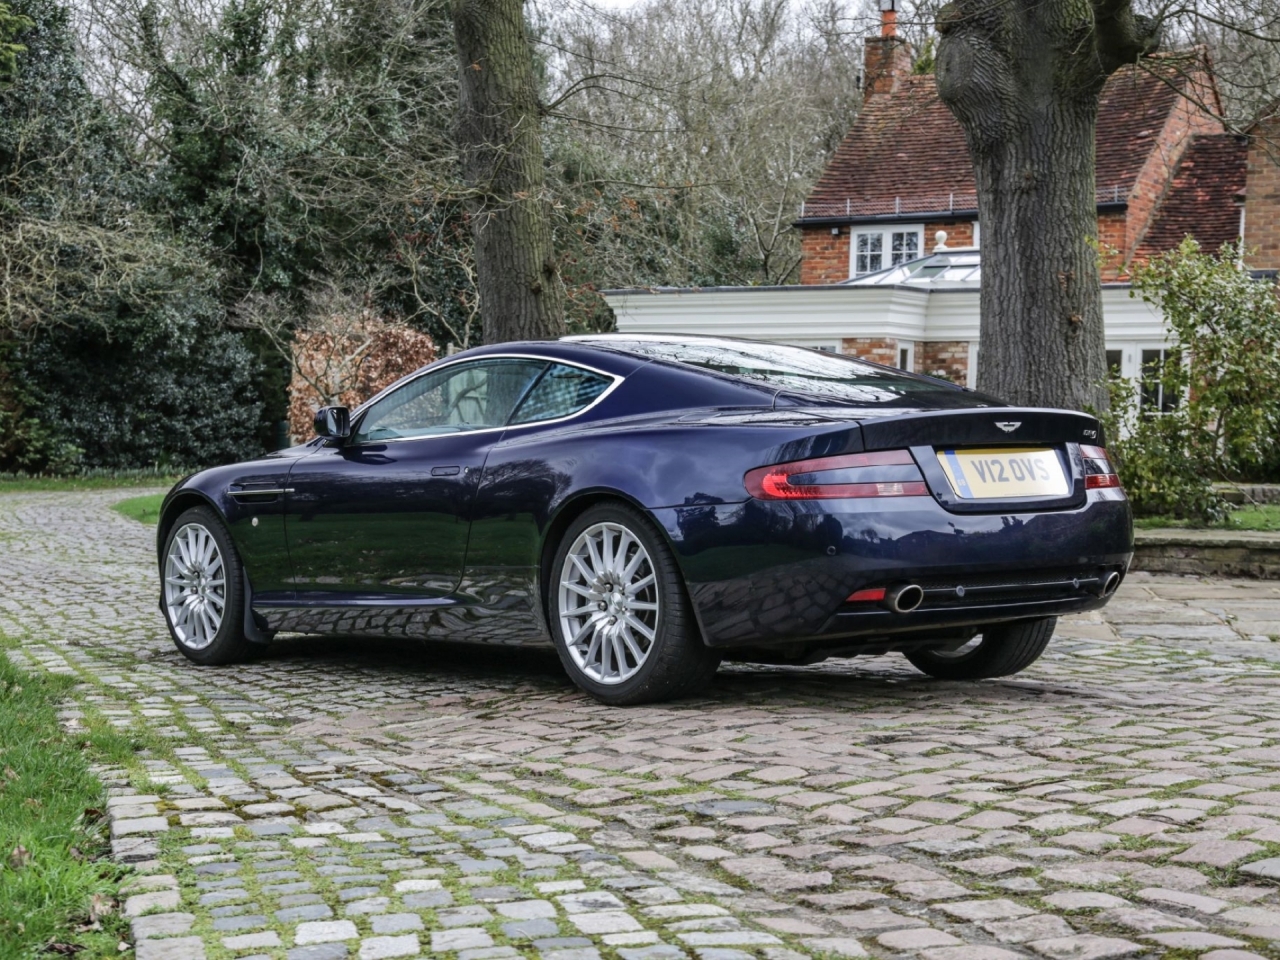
590, 338, 983, 406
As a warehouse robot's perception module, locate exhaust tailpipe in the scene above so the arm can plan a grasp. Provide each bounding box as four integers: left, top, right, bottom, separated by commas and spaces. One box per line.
1099, 571, 1121, 598
884, 583, 924, 614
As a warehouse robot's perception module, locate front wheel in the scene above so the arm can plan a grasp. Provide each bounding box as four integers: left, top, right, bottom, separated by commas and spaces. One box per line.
904, 617, 1056, 680
551, 503, 719, 706
162, 506, 256, 665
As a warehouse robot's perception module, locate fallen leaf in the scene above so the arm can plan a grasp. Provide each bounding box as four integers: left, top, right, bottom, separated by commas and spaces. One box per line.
89, 894, 115, 921
24, 797, 43, 809
82, 808, 102, 821
42, 943, 84, 955
69, 847, 84, 862
8, 845, 30, 870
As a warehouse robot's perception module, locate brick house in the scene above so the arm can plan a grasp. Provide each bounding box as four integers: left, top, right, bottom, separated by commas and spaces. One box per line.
798, 48, 1238, 286
605, 10, 1278, 391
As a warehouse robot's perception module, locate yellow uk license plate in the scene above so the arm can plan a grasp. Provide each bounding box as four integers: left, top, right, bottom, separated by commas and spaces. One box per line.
936, 447, 1069, 499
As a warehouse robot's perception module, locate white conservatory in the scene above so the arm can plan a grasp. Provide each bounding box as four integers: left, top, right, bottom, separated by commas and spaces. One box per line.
602, 243, 1172, 390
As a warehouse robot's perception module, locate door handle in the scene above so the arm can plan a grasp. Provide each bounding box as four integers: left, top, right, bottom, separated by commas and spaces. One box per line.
431, 466, 461, 477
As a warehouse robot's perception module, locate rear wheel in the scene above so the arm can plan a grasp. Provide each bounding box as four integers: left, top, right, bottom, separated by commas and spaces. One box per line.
551, 503, 719, 705
162, 506, 256, 666
904, 617, 1056, 680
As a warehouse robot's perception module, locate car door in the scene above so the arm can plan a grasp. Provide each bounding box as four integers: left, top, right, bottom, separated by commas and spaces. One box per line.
284, 357, 550, 600
220, 455, 307, 602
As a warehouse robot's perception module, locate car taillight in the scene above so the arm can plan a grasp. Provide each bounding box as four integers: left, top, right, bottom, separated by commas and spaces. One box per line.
847, 587, 887, 602
1080, 444, 1121, 490
744, 450, 928, 500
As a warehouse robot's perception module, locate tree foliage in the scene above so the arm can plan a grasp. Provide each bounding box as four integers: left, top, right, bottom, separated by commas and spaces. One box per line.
1100, 239, 1280, 520
0, 0, 262, 472
1133, 239, 1280, 477
0, 2, 31, 81
543, 0, 863, 310
0, 0, 1275, 472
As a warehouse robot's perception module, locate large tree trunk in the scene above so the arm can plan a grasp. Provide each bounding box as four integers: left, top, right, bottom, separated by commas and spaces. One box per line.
935, 0, 1158, 410
453, 0, 565, 345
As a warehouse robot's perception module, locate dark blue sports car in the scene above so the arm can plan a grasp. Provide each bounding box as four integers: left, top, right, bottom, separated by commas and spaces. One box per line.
157, 335, 1132, 704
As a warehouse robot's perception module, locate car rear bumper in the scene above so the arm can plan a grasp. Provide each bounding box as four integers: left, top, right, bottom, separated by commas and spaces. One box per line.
652, 491, 1133, 650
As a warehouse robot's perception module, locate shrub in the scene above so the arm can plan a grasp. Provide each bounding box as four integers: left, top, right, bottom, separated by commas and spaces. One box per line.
11, 306, 263, 471
1098, 238, 1280, 521
1099, 375, 1227, 523
288, 322, 437, 443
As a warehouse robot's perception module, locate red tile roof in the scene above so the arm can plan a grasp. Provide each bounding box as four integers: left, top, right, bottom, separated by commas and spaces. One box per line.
1134, 133, 1247, 259
802, 55, 1210, 221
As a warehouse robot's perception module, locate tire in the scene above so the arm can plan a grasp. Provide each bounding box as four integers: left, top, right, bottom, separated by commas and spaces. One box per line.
904, 617, 1056, 680
549, 502, 720, 705
161, 506, 256, 666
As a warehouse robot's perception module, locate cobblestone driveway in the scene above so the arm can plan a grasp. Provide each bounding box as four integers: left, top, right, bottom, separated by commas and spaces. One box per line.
5, 491, 1280, 960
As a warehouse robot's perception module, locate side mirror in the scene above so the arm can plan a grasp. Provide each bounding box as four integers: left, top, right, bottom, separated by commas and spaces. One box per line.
314, 406, 351, 440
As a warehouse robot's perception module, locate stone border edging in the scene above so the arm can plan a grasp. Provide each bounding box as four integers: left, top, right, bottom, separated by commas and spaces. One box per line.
1132, 528, 1280, 579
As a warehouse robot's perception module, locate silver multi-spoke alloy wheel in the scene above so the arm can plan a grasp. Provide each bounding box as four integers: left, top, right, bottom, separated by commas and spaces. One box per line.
558, 521, 660, 685
164, 522, 227, 650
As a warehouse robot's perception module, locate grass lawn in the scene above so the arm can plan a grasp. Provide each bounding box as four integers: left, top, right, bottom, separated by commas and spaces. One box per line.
0, 470, 182, 493
1135, 503, 1280, 532
0, 640, 136, 957
112, 493, 165, 526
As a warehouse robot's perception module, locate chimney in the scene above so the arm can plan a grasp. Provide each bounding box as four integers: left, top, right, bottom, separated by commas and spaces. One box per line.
864, 0, 912, 96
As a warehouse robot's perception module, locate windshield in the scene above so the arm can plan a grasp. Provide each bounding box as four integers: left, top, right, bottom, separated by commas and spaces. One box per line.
584, 337, 976, 406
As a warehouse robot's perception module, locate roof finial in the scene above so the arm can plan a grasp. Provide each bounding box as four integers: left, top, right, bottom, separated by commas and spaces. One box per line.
934, 230, 949, 252
880, 0, 897, 37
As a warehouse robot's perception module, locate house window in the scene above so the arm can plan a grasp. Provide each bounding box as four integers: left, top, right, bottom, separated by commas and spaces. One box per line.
1140, 348, 1181, 413
851, 226, 923, 276
897, 343, 915, 372
854, 232, 883, 275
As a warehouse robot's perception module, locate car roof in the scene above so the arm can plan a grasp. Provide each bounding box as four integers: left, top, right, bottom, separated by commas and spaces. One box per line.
566, 332, 783, 351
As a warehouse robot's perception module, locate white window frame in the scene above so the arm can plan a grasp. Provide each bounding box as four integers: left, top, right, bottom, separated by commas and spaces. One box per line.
849, 224, 924, 276
1106, 341, 1185, 416
897, 342, 915, 372
972, 220, 981, 248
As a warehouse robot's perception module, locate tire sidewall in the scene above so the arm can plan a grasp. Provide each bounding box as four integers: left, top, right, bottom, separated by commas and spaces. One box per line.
906, 617, 1056, 680
549, 504, 685, 703
162, 506, 246, 665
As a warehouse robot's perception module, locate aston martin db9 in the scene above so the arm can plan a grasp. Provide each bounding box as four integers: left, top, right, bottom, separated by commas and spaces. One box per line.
156, 335, 1133, 704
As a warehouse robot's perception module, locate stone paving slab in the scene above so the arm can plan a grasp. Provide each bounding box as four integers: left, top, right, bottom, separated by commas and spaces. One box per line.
5, 489, 1280, 959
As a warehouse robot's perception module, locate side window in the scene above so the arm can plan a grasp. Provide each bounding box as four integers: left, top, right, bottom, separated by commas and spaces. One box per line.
352, 359, 547, 443
509, 363, 611, 425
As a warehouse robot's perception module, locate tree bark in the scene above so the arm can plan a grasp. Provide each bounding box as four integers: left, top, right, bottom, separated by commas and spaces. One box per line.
453, 0, 566, 345
935, 0, 1158, 410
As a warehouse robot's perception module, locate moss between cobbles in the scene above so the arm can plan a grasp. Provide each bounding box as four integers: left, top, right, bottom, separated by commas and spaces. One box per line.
428, 769, 788, 950
143, 753, 710, 960
0, 636, 135, 960
88, 641, 1280, 957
